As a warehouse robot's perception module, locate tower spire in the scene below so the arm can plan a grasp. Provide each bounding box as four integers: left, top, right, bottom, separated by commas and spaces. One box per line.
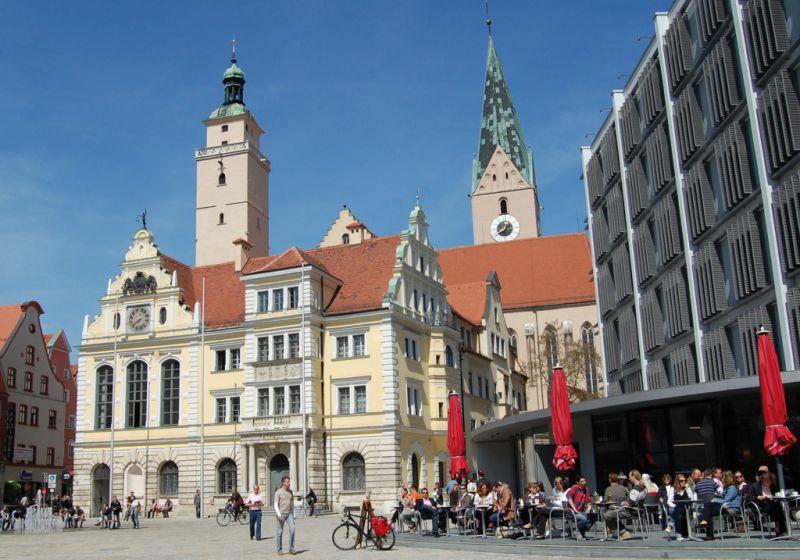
472, 29, 535, 192
485, 0, 492, 35
231, 36, 237, 64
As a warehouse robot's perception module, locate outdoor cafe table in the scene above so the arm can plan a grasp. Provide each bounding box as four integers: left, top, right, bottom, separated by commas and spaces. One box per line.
770, 495, 800, 542
672, 499, 704, 542
474, 506, 491, 539
437, 505, 451, 536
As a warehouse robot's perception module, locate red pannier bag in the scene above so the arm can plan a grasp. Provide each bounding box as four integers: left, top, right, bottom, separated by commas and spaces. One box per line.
371, 515, 390, 537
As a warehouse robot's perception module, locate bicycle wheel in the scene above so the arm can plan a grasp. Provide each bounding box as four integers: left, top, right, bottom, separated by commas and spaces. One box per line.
216, 511, 230, 527
331, 522, 359, 550
237, 512, 248, 525
374, 527, 396, 550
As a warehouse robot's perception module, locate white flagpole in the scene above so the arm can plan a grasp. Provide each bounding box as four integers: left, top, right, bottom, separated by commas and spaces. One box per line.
300, 263, 308, 500
109, 294, 120, 508
200, 277, 206, 517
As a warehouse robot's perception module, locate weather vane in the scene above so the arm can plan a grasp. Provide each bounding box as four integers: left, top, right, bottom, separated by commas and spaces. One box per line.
231, 36, 237, 63
416, 187, 422, 206
137, 209, 148, 230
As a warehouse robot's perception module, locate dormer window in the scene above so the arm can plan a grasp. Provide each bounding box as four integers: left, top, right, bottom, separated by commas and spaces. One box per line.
342, 233, 350, 245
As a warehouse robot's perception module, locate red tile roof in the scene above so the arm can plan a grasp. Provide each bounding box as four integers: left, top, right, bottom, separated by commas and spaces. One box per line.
446, 281, 487, 326
438, 234, 595, 310
160, 256, 246, 328
43, 333, 53, 345
0, 301, 43, 348
346, 221, 365, 230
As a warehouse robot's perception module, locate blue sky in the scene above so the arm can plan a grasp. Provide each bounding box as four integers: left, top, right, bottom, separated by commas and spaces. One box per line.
0, 0, 669, 349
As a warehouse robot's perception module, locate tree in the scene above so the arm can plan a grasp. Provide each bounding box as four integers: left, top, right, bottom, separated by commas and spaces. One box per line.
516, 320, 602, 407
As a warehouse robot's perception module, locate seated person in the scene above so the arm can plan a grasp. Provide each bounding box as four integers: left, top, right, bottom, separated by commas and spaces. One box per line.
698, 470, 741, 540
398, 487, 418, 533
566, 475, 596, 540
472, 482, 495, 536
162, 497, 173, 518
417, 488, 445, 536
489, 482, 516, 536
531, 476, 567, 539
604, 470, 645, 540
747, 470, 786, 537
668, 474, 694, 540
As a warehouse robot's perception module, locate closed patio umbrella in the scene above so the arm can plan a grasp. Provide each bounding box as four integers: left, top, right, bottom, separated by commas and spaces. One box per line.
757, 328, 797, 460
447, 392, 470, 478
551, 365, 577, 471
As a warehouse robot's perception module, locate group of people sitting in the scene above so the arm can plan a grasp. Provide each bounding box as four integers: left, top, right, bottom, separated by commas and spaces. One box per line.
392, 464, 797, 542
0, 494, 87, 531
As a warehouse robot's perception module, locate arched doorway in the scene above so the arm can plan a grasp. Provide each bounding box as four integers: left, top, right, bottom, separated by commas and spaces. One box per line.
411, 453, 420, 489
92, 464, 110, 516
124, 464, 145, 499
269, 454, 290, 494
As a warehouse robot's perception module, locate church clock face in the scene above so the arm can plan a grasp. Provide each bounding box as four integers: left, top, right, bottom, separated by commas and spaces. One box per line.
127, 305, 151, 333
490, 214, 520, 242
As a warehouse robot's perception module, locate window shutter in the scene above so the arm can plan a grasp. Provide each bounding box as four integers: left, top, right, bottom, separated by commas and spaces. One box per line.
684, 161, 717, 240
675, 87, 706, 164
726, 210, 768, 300
633, 223, 657, 285
621, 97, 642, 158
665, 14, 694, 93
714, 121, 754, 211
604, 323, 620, 373
627, 155, 650, 220
607, 183, 626, 242
742, 0, 789, 79
695, 0, 728, 45
693, 241, 729, 320
646, 359, 667, 390
639, 57, 665, 127
703, 328, 735, 381
757, 70, 800, 175
702, 38, 740, 127
787, 288, 800, 362
642, 289, 665, 351
773, 169, 800, 274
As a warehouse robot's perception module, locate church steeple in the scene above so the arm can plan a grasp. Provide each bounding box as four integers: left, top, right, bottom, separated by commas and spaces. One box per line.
472, 33, 535, 192
208, 40, 251, 120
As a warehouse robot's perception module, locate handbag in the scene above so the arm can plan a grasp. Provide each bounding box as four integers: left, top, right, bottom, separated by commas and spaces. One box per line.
371, 516, 391, 537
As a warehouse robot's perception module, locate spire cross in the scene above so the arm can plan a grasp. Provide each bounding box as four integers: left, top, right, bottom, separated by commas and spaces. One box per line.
416, 187, 422, 206
231, 36, 237, 64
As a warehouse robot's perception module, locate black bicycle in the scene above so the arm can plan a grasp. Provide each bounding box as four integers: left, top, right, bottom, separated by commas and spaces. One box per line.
331, 509, 395, 550
216, 504, 248, 527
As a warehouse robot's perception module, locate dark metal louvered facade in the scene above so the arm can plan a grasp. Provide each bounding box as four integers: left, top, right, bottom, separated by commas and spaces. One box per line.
582, 0, 800, 398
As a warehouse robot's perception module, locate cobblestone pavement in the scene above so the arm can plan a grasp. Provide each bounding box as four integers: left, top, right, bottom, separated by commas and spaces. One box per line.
2, 513, 799, 560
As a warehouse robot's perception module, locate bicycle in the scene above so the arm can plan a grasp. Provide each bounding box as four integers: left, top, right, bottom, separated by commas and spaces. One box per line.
331, 508, 395, 550
216, 505, 248, 527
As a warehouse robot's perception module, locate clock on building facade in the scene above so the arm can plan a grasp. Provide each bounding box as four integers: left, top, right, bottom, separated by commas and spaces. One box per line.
490, 214, 520, 242
127, 305, 151, 333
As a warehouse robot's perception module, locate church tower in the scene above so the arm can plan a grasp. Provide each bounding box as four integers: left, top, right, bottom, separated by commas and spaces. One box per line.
195, 45, 270, 266
471, 23, 540, 245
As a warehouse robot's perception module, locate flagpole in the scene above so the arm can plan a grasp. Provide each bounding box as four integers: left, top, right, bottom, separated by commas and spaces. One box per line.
109, 293, 120, 508
200, 278, 206, 518
300, 263, 308, 500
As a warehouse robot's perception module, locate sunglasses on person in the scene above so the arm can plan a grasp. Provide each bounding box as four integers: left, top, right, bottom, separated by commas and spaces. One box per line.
677, 478, 686, 483
735, 474, 744, 478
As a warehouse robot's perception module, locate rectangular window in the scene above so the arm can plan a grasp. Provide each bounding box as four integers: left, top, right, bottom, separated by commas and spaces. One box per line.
407, 385, 421, 416
289, 385, 301, 414
478, 376, 483, 398
215, 350, 226, 371
411, 340, 418, 360
258, 388, 269, 416
470, 419, 476, 431
338, 387, 351, 415
230, 348, 241, 369
353, 334, 365, 357
230, 397, 240, 422
288, 333, 300, 359
273, 336, 285, 360
336, 336, 349, 358
274, 387, 285, 415
25, 345, 34, 365
18, 404, 28, 424
485, 379, 489, 400
7, 367, 15, 388
468, 372, 473, 394
438, 402, 444, 418
273, 289, 284, 311
64, 390, 69, 402
46, 447, 54, 466
221, 124, 228, 132
24, 371, 33, 392
216, 398, 227, 423
30, 406, 39, 426
288, 286, 299, 308
40, 376, 49, 395
258, 291, 269, 312
257, 337, 269, 362
30, 445, 36, 464
69, 444, 74, 459
69, 415, 76, 429
49, 409, 57, 429
354, 385, 366, 413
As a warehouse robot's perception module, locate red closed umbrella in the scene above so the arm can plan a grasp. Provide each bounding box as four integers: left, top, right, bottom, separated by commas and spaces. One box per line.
757, 329, 797, 456
551, 366, 577, 471
447, 392, 470, 478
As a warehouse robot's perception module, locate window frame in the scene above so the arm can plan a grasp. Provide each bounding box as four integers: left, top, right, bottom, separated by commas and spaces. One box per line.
24, 371, 33, 392
30, 406, 39, 426
125, 360, 148, 428
48, 409, 57, 429
342, 452, 366, 491
218, 459, 237, 495
159, 461, 179, 497
95, 365, 114, 429
161, 359, 180, 426
7, 367, 16, 388
406, 381, 422, 416
40, 375, 49, 395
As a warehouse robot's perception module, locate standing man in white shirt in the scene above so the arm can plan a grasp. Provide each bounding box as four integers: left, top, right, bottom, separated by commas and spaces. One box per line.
245, 484, 265, 541
274, 477, 296, 555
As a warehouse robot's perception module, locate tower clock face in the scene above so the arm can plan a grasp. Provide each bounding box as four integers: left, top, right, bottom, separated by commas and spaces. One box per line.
490, 214, 520, 242
127, 305, 151, 333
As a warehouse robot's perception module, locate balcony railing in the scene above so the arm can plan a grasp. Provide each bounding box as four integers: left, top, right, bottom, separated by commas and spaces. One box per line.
252, 358, 302, 382
241, 414, 303, 432
195, 140, 267, 164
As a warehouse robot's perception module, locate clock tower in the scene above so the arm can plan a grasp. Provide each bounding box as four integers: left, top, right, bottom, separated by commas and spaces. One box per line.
470, 28, 540, 245
195, 45, 270, 266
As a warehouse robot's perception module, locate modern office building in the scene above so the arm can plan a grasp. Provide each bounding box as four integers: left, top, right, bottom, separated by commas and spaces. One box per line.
472, 0, 800, 493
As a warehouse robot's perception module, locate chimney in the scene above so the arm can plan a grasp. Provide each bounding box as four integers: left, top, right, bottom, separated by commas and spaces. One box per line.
233, 238, 253, 272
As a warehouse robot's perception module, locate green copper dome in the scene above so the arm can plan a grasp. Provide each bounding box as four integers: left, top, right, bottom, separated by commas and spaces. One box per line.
223, 63, 245, 80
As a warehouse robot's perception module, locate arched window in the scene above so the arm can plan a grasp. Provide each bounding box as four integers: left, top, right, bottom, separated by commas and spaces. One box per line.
499, 198, 508, 215
581, 323, 599, 394
342, 233, 350, 245
218, 459, 237, 494
113, 312, 121, 330
342, 452, 366, 491
445, 346, 454, 368
218, 172, 226, 185
95, 365, 113, 429
218, 213, 225, 225
159, 307, 167, 325
161, 359, 180, 426
159, 461, 179, 496
544, 326, 559, 373
410, 453, 420, 488
492, 173, 497, 181
126, 360, 148, 428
